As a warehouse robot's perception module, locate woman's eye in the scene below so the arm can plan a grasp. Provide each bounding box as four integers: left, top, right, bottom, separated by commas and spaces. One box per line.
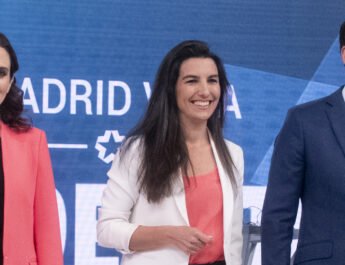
186, 79, 196, 84
0, 69, 8, 77
209, 78, 218, 83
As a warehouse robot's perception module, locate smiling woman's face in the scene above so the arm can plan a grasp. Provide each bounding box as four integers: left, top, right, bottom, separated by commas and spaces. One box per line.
0, 47, 11, 104
175, 57, 220, 127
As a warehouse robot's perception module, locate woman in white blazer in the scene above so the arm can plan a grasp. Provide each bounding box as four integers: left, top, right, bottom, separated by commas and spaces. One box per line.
97, 40, 244, 265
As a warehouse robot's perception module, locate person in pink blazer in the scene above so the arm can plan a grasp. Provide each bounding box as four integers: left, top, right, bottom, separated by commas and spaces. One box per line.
0, 32, 63, 265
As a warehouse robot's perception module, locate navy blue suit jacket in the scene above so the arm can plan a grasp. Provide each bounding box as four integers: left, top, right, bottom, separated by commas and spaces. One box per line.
261, 87, 345, 265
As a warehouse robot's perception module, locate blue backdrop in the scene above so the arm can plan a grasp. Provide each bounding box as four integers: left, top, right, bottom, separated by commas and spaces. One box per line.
1, 1, 345, 264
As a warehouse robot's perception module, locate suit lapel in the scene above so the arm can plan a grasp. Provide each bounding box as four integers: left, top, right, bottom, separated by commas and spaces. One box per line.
171, 176, 190, 225
0, 122, 31, 198
1, 122, 15, 189
209, 136, 234, 235
325, 86, 345, 158
0, 122, 21, 248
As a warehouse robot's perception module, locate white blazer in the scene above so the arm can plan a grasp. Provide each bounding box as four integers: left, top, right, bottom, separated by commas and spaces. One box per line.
97, 136, 244, 265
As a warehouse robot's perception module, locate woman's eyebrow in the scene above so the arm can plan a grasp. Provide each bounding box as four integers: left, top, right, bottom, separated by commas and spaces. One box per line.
208, 74, 219, 78
182, 75, 199, 80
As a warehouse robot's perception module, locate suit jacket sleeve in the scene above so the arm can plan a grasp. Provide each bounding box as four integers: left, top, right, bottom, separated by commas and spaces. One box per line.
97, 142, 140, 254
261, 108, 305, 265
34, 131, 64, 265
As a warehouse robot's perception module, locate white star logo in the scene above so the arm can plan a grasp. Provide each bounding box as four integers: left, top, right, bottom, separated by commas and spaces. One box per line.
95, 130, 125, 164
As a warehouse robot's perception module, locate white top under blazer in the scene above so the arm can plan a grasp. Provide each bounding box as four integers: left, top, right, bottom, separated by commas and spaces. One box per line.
97, 135, 244, 265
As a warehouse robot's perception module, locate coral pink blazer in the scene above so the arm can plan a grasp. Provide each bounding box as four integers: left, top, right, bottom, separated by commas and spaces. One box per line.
0, 122, 63, 265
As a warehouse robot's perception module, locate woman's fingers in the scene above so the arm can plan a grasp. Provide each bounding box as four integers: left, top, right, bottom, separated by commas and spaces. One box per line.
168, 226, 213, 254
193, 229, 213, 245
180, 227, 213, 254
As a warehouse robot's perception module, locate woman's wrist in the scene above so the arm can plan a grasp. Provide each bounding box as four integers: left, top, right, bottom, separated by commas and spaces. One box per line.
129, 225, 175, 251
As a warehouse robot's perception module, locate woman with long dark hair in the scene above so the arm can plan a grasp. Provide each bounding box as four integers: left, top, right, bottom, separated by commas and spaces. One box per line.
0, 32, 63, 265
97, 40, 244, 265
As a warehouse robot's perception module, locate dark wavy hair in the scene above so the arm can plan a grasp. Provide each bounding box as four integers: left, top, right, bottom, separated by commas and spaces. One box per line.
0, 32, 31, 131
340, 21, 345, 50
122, 40, 236, 203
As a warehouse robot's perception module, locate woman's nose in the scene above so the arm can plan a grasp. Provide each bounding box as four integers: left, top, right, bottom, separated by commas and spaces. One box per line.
198, 81, 210, 96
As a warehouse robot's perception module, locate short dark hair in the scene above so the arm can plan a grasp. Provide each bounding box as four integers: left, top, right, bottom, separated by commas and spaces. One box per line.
339, 21, 345, 50
0, 32, 31, 131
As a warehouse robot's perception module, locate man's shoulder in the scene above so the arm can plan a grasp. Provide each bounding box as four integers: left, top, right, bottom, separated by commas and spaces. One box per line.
289, 87, 343, 116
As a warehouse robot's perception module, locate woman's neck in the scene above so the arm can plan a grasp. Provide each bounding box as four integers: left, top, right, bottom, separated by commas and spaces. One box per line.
181, 122, 209, 147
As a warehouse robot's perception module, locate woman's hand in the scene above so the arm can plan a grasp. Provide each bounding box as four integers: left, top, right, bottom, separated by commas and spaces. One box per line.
167, 226, 213, 254
129, 225, 213, 254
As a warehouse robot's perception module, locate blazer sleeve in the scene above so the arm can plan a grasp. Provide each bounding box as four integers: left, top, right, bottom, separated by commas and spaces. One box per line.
34, 131, 64, 265
261, 108, 305, 265
230, 144, 244, 265
97, 142, 141, 254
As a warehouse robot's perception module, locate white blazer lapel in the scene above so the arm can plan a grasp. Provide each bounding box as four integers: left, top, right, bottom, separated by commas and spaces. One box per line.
172, 173, 190, 225
209, 136, 234, 235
